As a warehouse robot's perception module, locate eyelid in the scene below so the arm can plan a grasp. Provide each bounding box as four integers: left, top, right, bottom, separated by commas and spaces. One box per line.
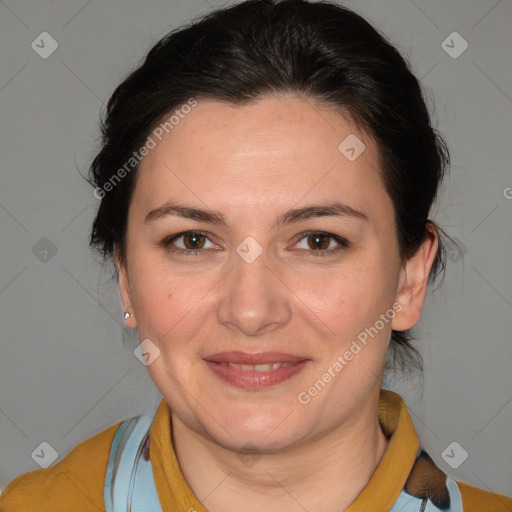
161, 230, 220, 255
292, 231, 350, 256
161, 230, 350, 257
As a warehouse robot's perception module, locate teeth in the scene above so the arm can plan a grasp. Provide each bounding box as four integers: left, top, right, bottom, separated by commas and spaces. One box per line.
226, 362, 295, 371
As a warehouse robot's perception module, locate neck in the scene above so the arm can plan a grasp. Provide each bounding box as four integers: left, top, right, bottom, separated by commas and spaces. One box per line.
171, 390, 389, 512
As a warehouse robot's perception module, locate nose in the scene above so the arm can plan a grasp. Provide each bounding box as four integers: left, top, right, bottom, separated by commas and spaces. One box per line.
216, 245, 292, 337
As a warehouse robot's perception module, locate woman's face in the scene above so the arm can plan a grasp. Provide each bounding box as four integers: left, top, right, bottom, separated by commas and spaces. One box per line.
118, 96, 432, 452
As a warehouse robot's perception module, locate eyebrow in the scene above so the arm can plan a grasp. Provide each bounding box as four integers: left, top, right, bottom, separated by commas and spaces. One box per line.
144, 201, 368, 228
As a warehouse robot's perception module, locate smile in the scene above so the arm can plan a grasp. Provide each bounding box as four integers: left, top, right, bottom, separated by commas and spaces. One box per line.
218, 362, 296, 371
203, 352, 310, 389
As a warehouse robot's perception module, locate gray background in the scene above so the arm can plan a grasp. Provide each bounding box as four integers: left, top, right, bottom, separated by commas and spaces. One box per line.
1, 0, 511, 500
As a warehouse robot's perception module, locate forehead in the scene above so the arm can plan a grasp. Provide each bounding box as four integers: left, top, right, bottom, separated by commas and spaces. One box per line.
143, 96, 375, 168
133, 96, 392, 225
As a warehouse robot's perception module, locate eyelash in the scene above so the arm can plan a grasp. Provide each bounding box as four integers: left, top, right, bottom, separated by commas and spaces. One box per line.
160, 230, 350, 257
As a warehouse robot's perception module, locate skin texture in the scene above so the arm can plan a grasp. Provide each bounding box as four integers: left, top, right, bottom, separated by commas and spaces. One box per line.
116, 95, 438, 512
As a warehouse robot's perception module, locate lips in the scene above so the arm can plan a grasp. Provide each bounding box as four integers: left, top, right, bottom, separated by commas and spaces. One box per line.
223, 361, 295, 371
204, 351, 307, 365
203, 351, 310, 389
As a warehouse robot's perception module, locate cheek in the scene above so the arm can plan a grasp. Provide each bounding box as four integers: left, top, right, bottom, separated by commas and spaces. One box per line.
128, 254, 204, 341
137, 283, 200, 339
128, 236, 398, 354
303, 259, 391, 336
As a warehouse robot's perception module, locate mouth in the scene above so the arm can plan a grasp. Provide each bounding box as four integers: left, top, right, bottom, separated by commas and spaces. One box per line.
203, 351, 310, 390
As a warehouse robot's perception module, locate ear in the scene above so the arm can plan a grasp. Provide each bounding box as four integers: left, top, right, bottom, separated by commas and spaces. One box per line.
114, 247, 138, 329
391, 225, 439, 332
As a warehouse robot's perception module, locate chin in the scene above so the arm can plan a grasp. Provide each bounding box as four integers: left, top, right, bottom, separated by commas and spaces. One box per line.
203, 406, 307, 453
217, 428, 303, 454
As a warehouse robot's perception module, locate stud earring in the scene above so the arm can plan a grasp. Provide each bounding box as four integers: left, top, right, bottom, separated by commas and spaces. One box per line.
124, 312, 133, 321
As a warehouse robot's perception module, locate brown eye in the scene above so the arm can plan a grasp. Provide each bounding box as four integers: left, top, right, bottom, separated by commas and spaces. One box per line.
294, 231, 350, 257
161, 230, 218, 255
182, 232, 206, 250
307, 233, 330, 250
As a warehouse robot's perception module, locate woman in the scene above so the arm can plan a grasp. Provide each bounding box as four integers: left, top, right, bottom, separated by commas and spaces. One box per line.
1, 0, 510, 511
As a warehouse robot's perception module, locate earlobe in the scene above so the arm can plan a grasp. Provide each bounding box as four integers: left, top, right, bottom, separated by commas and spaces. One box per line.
114, 248, 138, 329
391, 226, 439, 333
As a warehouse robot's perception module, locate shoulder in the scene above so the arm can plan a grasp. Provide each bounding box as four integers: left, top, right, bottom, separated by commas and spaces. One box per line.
457, 480, 512, 511
0, 420, 122, 512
